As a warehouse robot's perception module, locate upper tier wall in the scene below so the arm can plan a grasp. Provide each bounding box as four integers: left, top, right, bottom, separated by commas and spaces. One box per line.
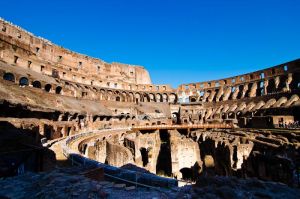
177, 59, 300, 103
0, 18, 177, 92
178, 59, 300, 91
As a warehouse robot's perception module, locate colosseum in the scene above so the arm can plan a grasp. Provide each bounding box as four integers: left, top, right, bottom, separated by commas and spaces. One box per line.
0, 18, 300, 198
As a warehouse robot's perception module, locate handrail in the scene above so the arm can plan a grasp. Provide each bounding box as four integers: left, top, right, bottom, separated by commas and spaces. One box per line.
132, 123, 233, 130
62, 126, 198, 189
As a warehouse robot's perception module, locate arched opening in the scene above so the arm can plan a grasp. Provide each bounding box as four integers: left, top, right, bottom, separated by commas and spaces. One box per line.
162, 93, 168, 102
45, 84, 52, 92
143, 94, 150, 102
135, 93, 141, 103
156, 130, 172, 177
116, 96, 120, 101
19, 77, 29, 86
3, 73, 15, 82
237, 85, 244, 99
55, 86, 62, 94
267, 78, 276, 94
67, 127, 71, 136
140, 147, 149, 167
156, 93, 163, 102
32, 81, 41, 88
190, 97, 197, 102
180, 168, 193, 181
172, 112, 179, 124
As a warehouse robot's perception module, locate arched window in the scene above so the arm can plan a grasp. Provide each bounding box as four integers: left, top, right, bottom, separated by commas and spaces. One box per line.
116, 96, 120, 101
55, 86, 62, 94
32, 81, 41, 88
19, 77, 29, 86
45, 84, 52, 92
3, 73, 15, 82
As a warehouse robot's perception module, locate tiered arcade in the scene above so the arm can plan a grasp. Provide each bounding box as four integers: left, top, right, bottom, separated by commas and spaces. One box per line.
1, 18, 300, 185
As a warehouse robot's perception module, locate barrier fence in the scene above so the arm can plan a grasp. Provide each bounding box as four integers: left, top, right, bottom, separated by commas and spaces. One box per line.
62, 127, 184, 190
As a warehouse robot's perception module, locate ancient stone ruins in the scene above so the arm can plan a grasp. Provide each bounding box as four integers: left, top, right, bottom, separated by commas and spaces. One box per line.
0, 18, 300, 198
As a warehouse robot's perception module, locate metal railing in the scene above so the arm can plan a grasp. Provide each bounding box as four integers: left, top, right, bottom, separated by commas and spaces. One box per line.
132, 123, 233, 130
62, 127, 180, 190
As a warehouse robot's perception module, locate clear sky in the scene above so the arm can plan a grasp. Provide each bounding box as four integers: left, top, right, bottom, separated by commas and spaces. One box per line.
1, 0, 299, 87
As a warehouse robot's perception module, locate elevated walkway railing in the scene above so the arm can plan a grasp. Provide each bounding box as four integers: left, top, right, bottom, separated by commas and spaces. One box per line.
62, 127, 180, 189
132, 123, 233, 130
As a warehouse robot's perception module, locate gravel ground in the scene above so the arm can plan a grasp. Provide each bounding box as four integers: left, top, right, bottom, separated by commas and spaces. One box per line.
0, 167, 178, 199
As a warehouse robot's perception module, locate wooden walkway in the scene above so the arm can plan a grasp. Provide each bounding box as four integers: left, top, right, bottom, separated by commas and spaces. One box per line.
132, 123, 233, 131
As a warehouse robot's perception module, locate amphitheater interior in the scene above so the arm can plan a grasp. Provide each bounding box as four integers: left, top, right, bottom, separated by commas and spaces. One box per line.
1, 18, 300, 198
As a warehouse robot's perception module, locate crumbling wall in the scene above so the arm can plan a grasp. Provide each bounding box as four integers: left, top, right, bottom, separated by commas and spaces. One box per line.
105, 141, 133, 167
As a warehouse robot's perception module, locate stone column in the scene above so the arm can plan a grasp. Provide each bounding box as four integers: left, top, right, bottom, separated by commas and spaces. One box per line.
264, 79, 269, 95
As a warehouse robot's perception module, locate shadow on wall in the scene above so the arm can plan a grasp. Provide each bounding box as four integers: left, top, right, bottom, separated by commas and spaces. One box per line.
198, 136, 298, 185
0, 121, 57, 178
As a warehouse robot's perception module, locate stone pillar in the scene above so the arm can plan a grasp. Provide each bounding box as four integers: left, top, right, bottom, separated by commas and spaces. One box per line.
285, 73, 293, 92
274, 76, 280, 90
39, 123, 45, 136
264, 79, 269, 95
241, 84, 248, 98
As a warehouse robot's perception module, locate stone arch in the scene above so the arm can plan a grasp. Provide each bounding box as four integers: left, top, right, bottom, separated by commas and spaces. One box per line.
107, 90, 113, 100
128, 92, 134, 102
253, 101, 265, 110
19, 77, 29, 86
32, 80, 42, 88
156, 93, 162, 102
45, 84, 52, 92
190, 97, 197, 102
236, 102, 247, 112
284, 94, 299, 107
204, 108, 213, 119
263, 98, 276, 109
267, 78, 276, 94
168, 93, 177, 103
135, 92, 142, 103
149, 93, 155, 102
221, 104, 230, 113
273, 97, 287, 108
143, 93, 150, 102
228, 111, 236, 119
245, 102, 256, 112
202, 90, 211, 102
236, 111, 243, 118
121, 92, 128, 102
3, 72, 15, 82
215, 105, 223, 115
162, 93, 168, 102
114, 91, 124, 102
237, 85, 244, 99
228, 104, 238, 113
55, 86, 62, 94
100, 89, 107, 100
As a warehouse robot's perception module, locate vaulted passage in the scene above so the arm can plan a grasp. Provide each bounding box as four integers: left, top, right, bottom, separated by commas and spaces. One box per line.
140, 147, 149, 167
156, 130, 172, 177
3, 73, 15, 82
180, 168, 193, 181
32, 81, 41, 88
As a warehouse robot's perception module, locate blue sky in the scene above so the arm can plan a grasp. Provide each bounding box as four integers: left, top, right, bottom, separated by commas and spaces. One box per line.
1, 0, 299, 87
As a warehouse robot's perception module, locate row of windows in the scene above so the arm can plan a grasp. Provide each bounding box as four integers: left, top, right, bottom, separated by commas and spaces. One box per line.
3, 73, 177, 104
3, 73, 62, 94
11, 55, 168, 92
184, 65, 289, 90
1, 24, 136, 76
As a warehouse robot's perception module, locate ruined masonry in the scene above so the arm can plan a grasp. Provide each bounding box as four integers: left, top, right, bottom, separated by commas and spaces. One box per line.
1, 17, 300, 198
